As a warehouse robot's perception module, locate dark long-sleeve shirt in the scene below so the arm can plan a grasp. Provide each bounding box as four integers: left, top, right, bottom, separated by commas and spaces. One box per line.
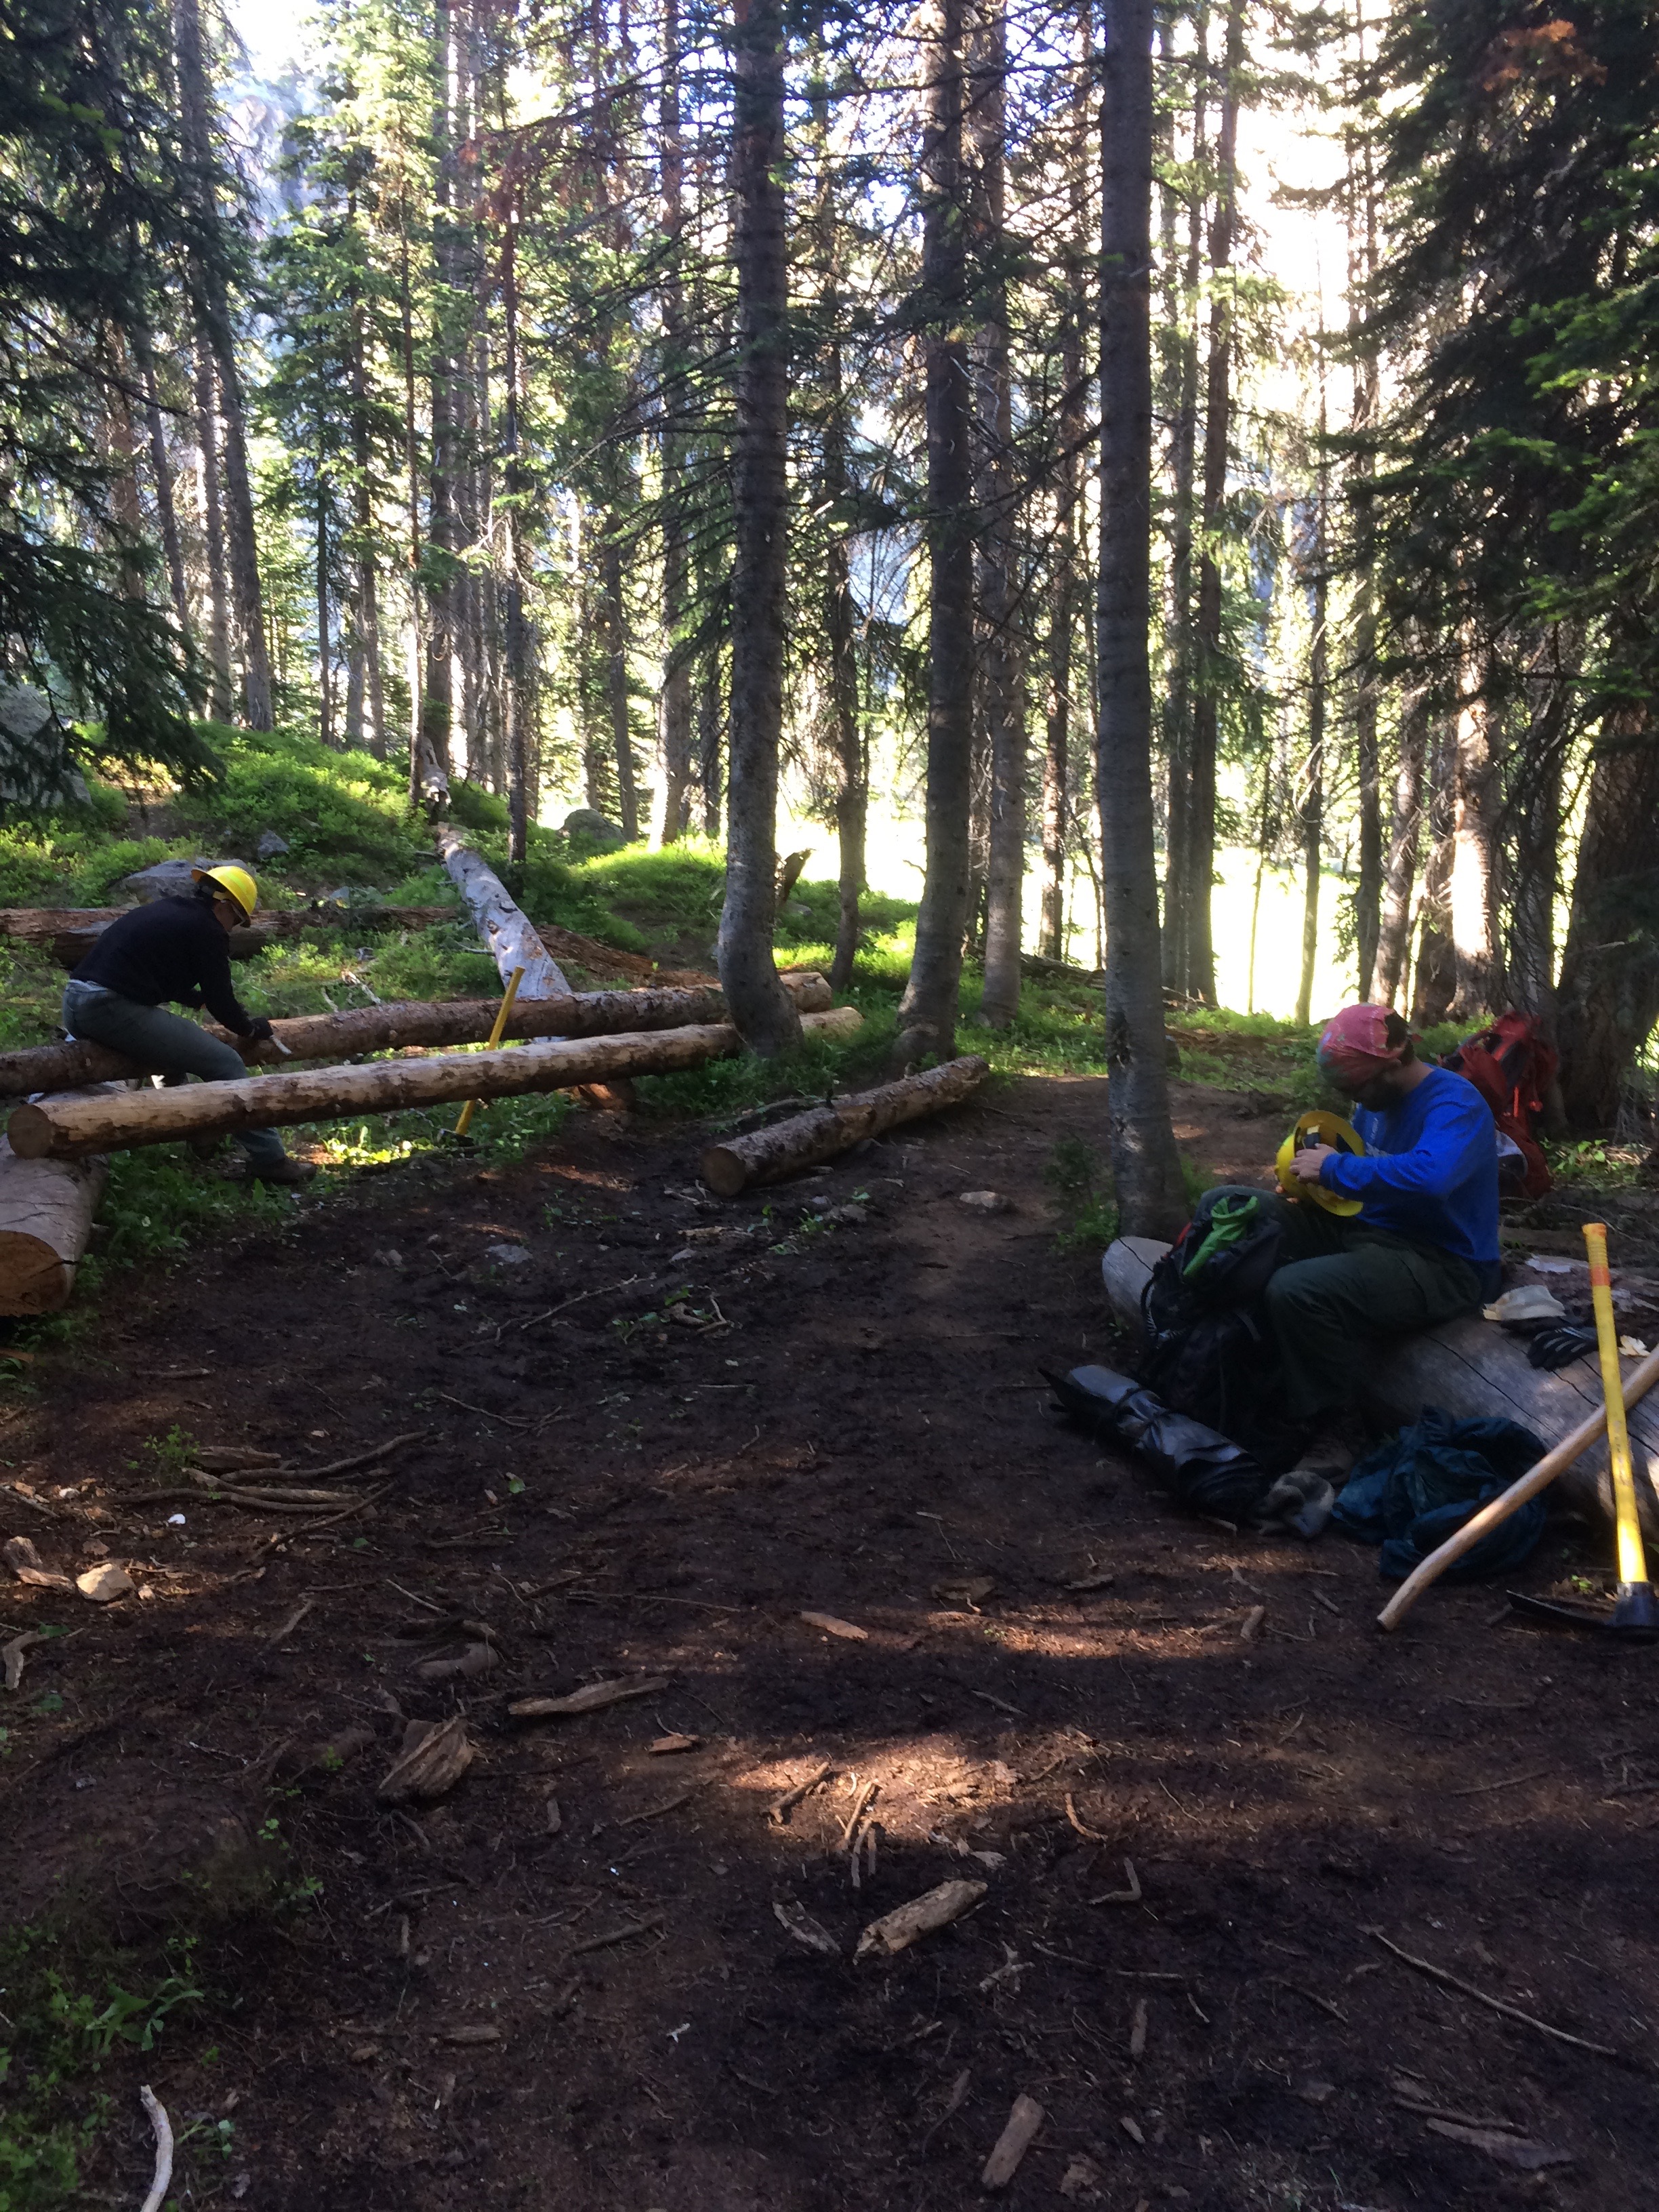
70, 897, 256, 1035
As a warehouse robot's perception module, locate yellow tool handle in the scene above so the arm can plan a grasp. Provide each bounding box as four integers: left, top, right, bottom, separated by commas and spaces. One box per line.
454, 966, 525, 1139
1584, 1221, 1651, 1589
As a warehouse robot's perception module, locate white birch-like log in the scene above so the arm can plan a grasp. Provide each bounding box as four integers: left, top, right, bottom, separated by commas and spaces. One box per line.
1099, 1235, 1659, 1540
0, 1140, 108, 1314
699, 1054, 987, 1195
0, 974, 832, 1095
5, 1008, 863, 1161
436, 830, 571, 998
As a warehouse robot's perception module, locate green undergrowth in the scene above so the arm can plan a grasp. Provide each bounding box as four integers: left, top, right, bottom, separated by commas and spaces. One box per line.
1041, 1135, 1218, 1256
0, 1927, 208, 2212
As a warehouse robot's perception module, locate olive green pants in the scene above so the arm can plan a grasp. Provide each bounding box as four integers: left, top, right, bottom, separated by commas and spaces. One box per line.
1206, 1185, 1488, 1427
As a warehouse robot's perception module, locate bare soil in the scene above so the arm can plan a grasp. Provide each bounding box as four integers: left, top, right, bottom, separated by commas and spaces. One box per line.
3, 1071, 1658, 2212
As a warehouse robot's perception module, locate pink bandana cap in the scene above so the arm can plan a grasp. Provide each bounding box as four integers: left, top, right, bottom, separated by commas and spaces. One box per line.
1317, 1002, 1409, 1088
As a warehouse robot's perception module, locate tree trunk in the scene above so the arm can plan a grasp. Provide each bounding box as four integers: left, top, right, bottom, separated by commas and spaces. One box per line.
972, 0, 1025, 1031
718, 0, 802, 1057
1185, 0, 1245, 1007
7, 1010, 863, 1162
193, 338, 232, 720
348, 278, 386, 757
1410, 720, 1457, 1029
825, 426, 867, 996
699, 645, 724, 839
316, 468, 335, 748
602, 533, 640, 840
895, 0, 974, 1065
655, 0, 695, 848
105, 359, 146, 600
438, 827, 571, 998
422, 0, 459, 801
1375, 685, 1427, 1009
1294, 372, 1330, 1029
499, 192, 533, 859
0, 1143, 108, 1315
1160, 3, 1206, 994
1447, 647, 1503, 1021
134, 326, 190, 631
700, 1054, 988, 1195
1347, 69, 1382, 1001
1555, 710, 1659, 1131
398, 213, 426, 798
1097, 0, 1189, 1242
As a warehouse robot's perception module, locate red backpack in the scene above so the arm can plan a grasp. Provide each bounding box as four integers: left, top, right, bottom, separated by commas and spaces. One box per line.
1440, 1011, 1557, 1200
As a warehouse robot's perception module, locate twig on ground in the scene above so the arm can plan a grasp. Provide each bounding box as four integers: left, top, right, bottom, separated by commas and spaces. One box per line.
1064, 1792, 1109, 1843
436, 1392, 531, 1429
766, 1759, 834, 1826
1367, 1928, 1622, 2059
138, 2086, 173, 2212
1450, 1770, 1553, 1798
264, 1597, 315, 1645
567, 1912, 665, 1957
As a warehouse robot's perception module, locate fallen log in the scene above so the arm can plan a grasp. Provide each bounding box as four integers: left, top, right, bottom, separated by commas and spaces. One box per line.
1099, 1233, 1659, 1541
699, 1054, 989, 1196
0, 973, 832, 1096
437, 830, 571, 998
5, 1006, 863, 1160
0, 1139, 108, 1314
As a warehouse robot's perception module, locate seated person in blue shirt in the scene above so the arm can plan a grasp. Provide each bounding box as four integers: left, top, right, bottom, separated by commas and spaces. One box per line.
1260, 1001, 1500, 1466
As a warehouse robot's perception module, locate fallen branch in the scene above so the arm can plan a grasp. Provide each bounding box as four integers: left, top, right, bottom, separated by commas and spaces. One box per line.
138, 2085, 173, 2212
766, 1758, 834, 1826
567, 1912, 665, 1957
1367, 1928, 1622, 2059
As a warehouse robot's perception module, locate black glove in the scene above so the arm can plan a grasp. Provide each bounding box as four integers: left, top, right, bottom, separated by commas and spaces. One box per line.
1527, 1324, 1599, 1372
245, 1017, 274, 1043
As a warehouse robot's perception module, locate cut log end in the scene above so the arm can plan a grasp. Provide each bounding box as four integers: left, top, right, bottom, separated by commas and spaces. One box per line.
0, 1146, 108, 1314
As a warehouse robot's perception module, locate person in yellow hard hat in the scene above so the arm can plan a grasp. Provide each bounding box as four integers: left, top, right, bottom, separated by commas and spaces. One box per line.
59, 863, 315, 1187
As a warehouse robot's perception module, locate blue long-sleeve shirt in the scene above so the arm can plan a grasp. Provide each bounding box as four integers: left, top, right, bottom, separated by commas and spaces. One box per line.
1318, 1065, 1499, 1270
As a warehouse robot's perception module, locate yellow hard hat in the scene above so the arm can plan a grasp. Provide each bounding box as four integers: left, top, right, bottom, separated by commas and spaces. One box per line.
1275, 1109, 1366, 1216
192, 863, 258, 922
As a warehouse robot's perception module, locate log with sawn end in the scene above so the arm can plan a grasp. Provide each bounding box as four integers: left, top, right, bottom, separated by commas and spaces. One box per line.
5, 1007, 863, 1160
0, 1140, 108, 1315
699, 1054, 988, 1196
0, 973, 831, 1096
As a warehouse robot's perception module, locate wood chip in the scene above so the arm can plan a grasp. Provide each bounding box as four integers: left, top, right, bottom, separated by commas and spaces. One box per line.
415, 1641, 498, 1683
1064, 1569, 1115, 1592
509, 1674, 670, 1718
1059, 2154, 1103, 2199
766, 1757, 834, 1825
190, 1446, 285, 1473
855, 1879, 986, 1962
3, 1535, 73, 1590
76, 1561, 135, 1603
435, 2023, 501, 2045
773, 1893, 842, 1959
376, 1715, 476, 1803
650, 1732, 702, 1754
1128, 1996, 1147, 2060
2, 1629, 47, 1690
544, 1794, 562, 1835
798, 1610, 868, 1641
1240, 1604, 1267, 1641
933, 1577, 996, 1608
1119, 2114, 1145, 2146
981, 2093, 1044, 2189
1422, 2121, 1572, 2171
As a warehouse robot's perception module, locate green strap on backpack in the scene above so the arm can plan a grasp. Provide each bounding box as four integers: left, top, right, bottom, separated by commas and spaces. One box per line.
1181, 1191, 1259, 1280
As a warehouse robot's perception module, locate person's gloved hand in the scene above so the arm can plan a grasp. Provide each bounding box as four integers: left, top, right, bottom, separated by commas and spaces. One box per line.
1527, 1324, 1598, 1372
245, 1017, 274, 1043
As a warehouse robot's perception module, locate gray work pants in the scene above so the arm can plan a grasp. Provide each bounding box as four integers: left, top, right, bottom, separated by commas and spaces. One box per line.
61, 979, 289, 1171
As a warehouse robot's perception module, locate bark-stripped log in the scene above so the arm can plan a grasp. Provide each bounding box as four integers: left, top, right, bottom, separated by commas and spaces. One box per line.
6, 1007, 863, 1160
436, 830, 571, 998
0, 1141, 108, 1314
0, 974, 832, 1096
699, 1054, 987, 1196
1099, 1233, 1659, 1542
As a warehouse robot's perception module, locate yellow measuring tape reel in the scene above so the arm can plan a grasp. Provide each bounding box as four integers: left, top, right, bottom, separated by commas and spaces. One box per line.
1275, 1109, 1366, 1216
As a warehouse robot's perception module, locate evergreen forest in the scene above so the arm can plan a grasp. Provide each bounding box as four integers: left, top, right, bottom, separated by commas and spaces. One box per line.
5, 0, 1659, 1234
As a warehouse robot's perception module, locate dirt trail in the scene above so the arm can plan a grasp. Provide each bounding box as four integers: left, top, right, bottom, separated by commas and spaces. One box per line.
3, 1071, 1656, 2211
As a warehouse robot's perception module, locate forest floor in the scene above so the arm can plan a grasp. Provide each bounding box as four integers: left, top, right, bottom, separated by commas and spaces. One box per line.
4, 1067, 1659, 2212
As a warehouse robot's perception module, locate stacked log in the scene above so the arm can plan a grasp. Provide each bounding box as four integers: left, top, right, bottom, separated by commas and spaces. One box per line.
0, 972, 832, 1096
699, 1054, 989, 1195
0, 1142, 108, 1314
5, 1006, 864, 1161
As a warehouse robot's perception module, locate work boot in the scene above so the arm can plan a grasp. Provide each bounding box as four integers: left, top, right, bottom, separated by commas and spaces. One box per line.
188, 1134, 226, 1161
251, 1156, 317, 1188
1256, 1467, 1337, 1540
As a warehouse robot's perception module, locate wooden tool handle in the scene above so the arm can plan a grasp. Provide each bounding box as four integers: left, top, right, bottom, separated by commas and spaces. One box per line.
1376, 1341, 1659, 1632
